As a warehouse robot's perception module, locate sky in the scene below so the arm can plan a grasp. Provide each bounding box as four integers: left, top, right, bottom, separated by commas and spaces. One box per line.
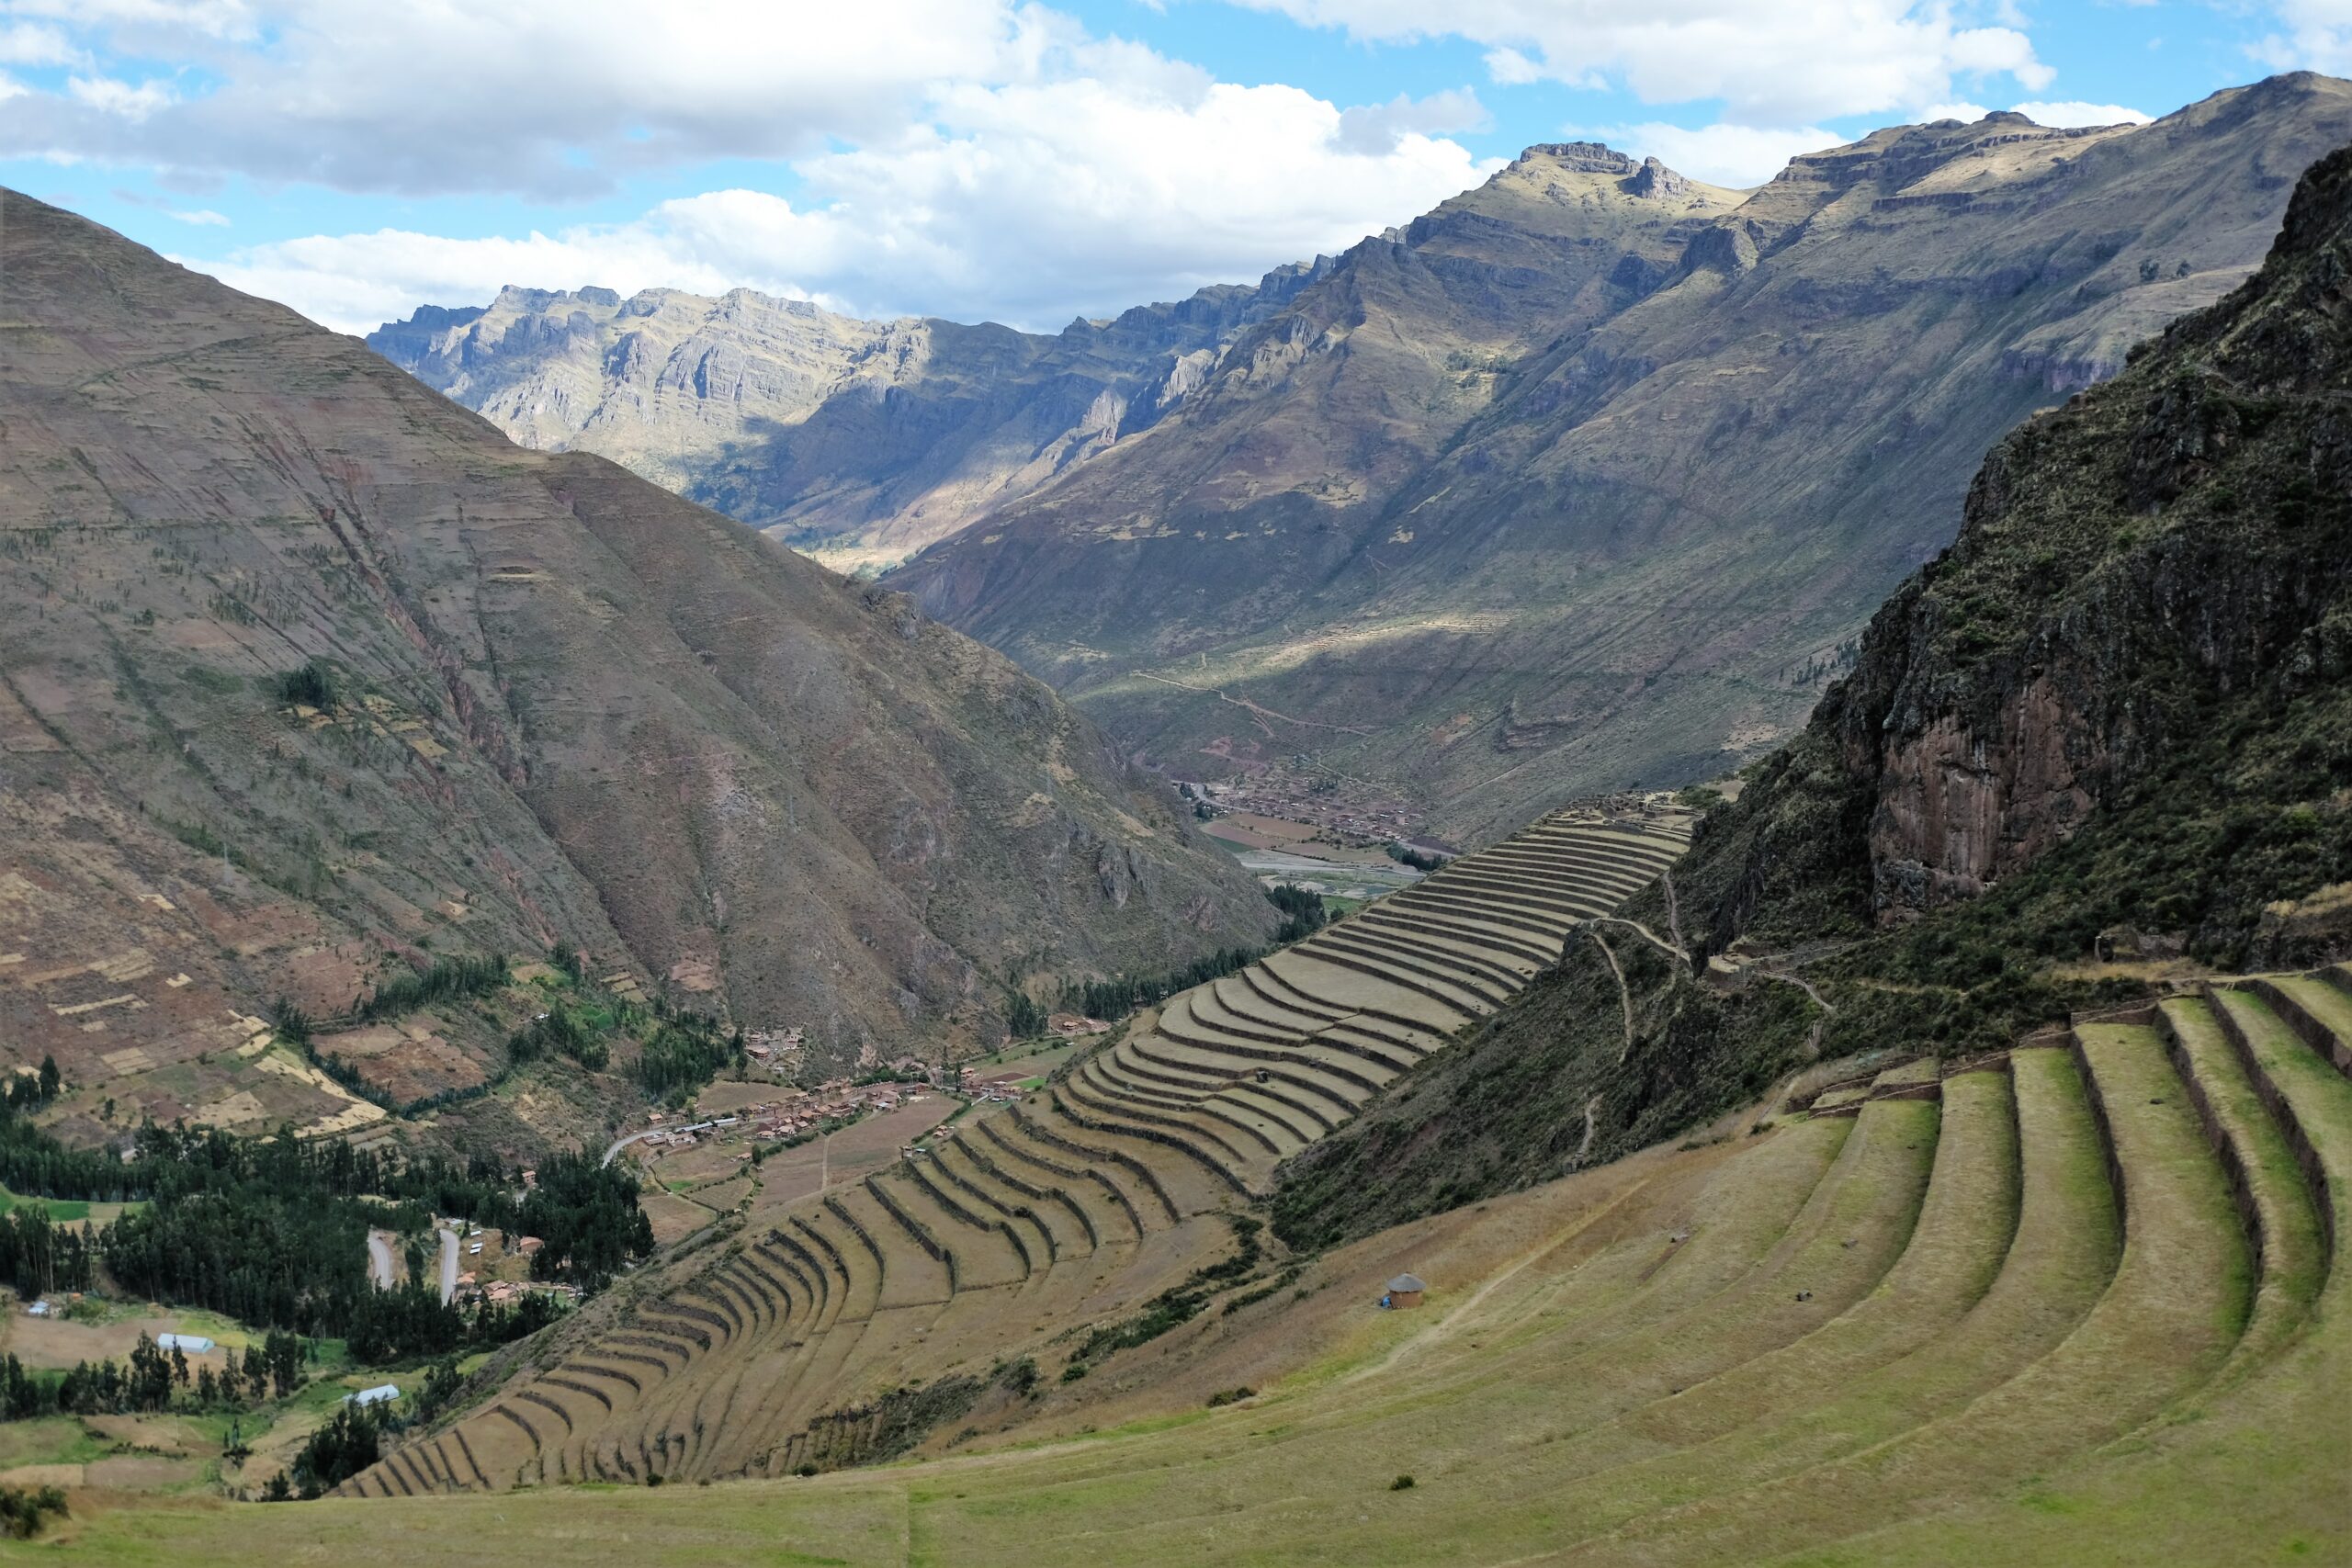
0, 1, 2342, 336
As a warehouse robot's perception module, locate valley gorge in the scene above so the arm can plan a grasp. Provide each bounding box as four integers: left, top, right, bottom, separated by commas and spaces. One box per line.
379, 74, 2352, 846
1, 34, 2347, 1567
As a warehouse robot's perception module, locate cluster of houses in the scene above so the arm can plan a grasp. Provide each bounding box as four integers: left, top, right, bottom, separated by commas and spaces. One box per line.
741, 1025, 807, 1074
957, 1065, 1031, 1104
630, 1075, 939, 1168
447, 1228, 575, 1309
454, 1275, 577, 1309
1177, 774, 1436, 852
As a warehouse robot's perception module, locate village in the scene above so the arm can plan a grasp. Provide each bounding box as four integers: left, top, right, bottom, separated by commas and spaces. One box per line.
1175, 766, 1442, 858
611, 1026, 1105, 1243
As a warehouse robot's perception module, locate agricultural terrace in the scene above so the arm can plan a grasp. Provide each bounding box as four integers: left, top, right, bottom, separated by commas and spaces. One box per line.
323, 804, 1692, 1494
50, 964, 2352, 1564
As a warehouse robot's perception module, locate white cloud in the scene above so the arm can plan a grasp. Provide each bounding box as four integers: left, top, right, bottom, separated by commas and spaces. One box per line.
1482, 46, 1540, 86
2249, 0, 2352, 73
189, 75, 1499, 335
0, 20, 85, 66
2008, 99, 2152, 127
1, 0, 1061, 197
1575, 122, 1842, 188
1333, 87, 1487, 154
65, 73, 174, 119
166, 207, 229, 224
1220, 1, 2053, 125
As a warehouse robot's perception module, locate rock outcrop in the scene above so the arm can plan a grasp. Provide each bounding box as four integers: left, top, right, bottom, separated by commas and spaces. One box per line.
369, 261, 1334, 572
1797, 146, 2352, 926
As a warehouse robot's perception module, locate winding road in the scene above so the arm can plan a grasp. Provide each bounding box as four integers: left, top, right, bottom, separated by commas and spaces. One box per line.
601, 1118, 718, 1168
367, 1225, 460, 1303
436, 1226, 458, 1304
365, 1230, 395, 1291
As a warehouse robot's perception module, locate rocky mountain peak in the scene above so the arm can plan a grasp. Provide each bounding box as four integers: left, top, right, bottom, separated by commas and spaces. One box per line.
1622, 155, 1694, 199
488, 283, 614, 312
1518, 140, 1641, 175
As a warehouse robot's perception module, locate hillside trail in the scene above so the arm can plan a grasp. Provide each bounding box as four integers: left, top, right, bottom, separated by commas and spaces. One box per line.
1591, 930, 1635, 1064
1333, 1174, 1658, 1393
1576, 1095, 1604, 1163
1131, 670, 1379, 736
1587, 915, 1690, 966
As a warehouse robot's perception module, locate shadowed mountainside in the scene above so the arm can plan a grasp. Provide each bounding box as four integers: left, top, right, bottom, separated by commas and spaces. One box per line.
0, 190, 1274, 1134
1272, 136, 2352, 1248
376, 82, 2352, 849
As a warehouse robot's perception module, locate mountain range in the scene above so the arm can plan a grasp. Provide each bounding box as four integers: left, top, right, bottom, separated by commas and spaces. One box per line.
377, 73, 2352, 846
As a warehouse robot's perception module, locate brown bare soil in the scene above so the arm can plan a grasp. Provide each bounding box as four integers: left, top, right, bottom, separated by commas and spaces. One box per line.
0, 1311, 243, 1371
0, 186, 1275, 1131
639, 1191, 720, 1247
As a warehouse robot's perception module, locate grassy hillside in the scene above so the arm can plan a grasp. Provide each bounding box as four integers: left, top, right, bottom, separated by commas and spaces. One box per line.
1274, 139, 2352, 1249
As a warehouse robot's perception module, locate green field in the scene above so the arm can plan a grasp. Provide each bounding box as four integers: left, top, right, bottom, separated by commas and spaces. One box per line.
0, 1184, 148, 1225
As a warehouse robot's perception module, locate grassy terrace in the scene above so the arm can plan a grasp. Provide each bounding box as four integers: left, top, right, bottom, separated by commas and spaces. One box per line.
25, 965, 2346, 1562
258, 805, 1689, 1497
36, 970, 2351, 1562
26, 898, 2349, 1563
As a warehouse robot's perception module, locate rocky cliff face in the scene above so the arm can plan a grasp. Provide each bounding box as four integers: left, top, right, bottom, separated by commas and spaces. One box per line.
0, 192, 1274, 1123
889, 76, 2352, 845
1782, 144, 2352, 931
1273, 140, 2352, 1250
369, 261, 1331, 573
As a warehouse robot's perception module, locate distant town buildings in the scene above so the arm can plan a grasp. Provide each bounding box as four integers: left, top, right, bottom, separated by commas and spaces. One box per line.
1174, 768, 1434, 851
743, 1025, 807, 1074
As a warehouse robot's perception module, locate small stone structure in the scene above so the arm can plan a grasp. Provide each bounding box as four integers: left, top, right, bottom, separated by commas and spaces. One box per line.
1384, 1272, 1427, 1309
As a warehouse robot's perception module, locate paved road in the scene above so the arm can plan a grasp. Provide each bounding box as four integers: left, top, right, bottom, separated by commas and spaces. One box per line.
365, 1230, 396, 1291
600, 1118, 718, 1168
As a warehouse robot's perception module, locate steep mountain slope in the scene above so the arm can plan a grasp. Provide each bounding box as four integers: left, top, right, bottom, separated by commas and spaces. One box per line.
1274, 137, 2352, 1247
369, 259, 1332, 574
893, 75, 2352, 843
0, 191, 1273, 1133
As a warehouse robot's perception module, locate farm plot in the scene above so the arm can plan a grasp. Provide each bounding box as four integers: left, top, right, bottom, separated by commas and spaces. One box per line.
638, 1191, 721, 1247
1, 1304, 255, 1371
